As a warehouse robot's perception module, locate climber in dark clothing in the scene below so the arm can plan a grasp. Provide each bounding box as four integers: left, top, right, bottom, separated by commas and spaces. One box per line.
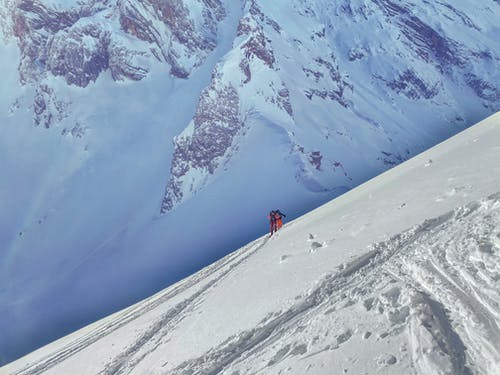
268, 210, 277, 236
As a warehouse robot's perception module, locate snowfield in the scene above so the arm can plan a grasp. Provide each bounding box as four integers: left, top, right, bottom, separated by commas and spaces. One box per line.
3, 112, 499, 374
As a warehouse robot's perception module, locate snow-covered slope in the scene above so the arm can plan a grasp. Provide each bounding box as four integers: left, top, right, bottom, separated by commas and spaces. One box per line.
3, 112, 500, 374
1, 0, 499, 364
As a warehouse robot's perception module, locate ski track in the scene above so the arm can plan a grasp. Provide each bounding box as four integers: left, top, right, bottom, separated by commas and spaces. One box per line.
390, 194, 500, 374
10, 236, 270, 375
168, 229, 425, 373
100, 236, 271, 375
9, 193, 500, 375
169, 193, 500, 375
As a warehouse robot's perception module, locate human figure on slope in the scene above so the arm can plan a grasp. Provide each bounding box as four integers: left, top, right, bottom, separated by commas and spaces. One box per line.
275, 209, 286, 230
268, 210, 277, 236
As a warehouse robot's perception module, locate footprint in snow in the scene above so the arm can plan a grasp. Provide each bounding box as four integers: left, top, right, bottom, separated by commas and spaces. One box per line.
290, 344, 308, 356
377, 353, 397, 366
329, 330, 353, 350
336, 329, 353, 345
280, 254, 290, 263
363, 297, 375, 311
310, 241, 325, 253
379, 332, 390, 339
267, 344, 291, 366
478, 238, 495, 254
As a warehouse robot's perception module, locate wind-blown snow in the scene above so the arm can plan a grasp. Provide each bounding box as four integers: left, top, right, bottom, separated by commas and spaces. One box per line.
3, 112, 499, 374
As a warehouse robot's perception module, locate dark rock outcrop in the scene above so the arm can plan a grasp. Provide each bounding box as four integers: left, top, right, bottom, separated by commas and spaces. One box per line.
5, 0, 227, 127
118, 0, 225, 78
373, 0, 463, 70
161, 82, 241, 212
237, 2, 276, 84
46, 23, 111, 87
11, 0, 226, 87
382, 70, 440, 100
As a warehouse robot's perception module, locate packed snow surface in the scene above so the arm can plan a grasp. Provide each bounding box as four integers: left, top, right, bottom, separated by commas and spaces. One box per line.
3, 113, 500, 374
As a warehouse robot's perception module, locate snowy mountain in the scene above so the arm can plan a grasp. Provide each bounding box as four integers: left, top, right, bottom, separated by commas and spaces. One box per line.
3, 112, 500, 375
1, 0, 499, 365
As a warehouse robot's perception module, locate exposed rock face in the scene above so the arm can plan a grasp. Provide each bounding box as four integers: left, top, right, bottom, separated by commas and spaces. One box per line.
378, 70, 440, 100
118, 0, 225, 78
373, 0, 463, 69
1, 0, 499, 210
161, 81, 241, 212
466, 73, 500, 101
12, 0, 108, 85
10, 0, 225, 86
161, 0, 289, 211
4, 0, 226, 127
108, 40, 149, 81
46, 22, 111, 87
303, 56, 352, 107
237, 2, 276, 84
33, 84, 69, 128
160, 0, 499, 211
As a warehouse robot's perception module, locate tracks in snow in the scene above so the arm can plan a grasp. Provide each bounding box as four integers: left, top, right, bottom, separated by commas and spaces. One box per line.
171, 192, 500, 374
10, 236, 270, 375
169, 217, 432, 373
10, 193, 500, 375
389, 192, 500, 374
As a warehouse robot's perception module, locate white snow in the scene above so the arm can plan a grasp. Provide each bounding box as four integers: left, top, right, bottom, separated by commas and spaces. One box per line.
3, 112, 499, 374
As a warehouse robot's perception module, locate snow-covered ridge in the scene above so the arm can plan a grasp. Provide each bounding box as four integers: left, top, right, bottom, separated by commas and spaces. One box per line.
3, 112, 500, 374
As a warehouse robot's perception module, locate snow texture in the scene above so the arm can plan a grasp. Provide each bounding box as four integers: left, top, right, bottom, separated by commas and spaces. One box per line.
3, 112, 500, 374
